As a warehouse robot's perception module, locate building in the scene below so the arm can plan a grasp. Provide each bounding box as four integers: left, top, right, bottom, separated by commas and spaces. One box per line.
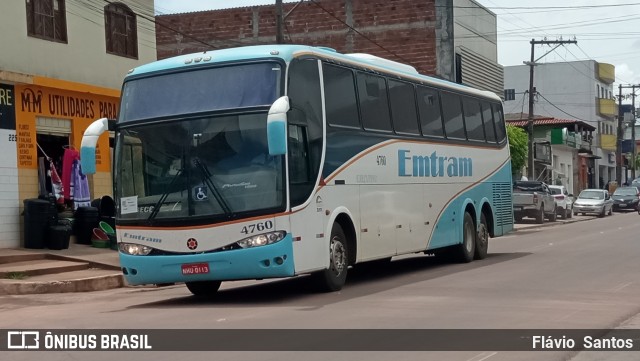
503, 60, 617, 189
506, 115, 595, 195
155, 0, 503, 96
0, 0, 156, 248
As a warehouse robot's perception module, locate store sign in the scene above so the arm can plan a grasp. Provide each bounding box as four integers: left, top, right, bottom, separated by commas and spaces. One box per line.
19, 87, 118, 119
0, 83, 16, 130
15, 84, 119, 171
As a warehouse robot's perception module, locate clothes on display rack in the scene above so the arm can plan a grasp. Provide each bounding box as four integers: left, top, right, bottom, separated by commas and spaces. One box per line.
62, 147, 80, 201
72, 159, 91, 210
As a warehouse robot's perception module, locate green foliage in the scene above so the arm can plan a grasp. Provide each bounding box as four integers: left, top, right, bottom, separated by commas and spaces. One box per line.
635, 155, 640, 171
507, 125, 528, 175
5, 272, 27, 280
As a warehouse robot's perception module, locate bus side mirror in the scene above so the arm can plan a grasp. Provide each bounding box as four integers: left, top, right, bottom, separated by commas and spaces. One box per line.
267, 96, 289, 156
80, 117, 110, 174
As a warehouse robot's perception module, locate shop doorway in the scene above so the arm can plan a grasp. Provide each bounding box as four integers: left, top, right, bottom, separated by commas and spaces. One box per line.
36, 133, 70, 197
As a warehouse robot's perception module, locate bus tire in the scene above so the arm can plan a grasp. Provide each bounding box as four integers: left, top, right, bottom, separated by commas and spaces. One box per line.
313, 223, 349, 292
185, 280, 222, 297
455, 212, 476, 263
474, 213, 489, 260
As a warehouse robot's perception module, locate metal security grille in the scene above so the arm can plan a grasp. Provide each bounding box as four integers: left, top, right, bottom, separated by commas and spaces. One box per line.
492, 182, 513, 226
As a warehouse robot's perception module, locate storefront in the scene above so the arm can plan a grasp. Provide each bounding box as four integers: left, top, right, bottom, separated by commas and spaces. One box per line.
1, 77, 119, 248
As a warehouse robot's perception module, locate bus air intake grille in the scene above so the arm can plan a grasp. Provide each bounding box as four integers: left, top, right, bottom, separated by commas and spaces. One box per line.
492, 182, 513, 226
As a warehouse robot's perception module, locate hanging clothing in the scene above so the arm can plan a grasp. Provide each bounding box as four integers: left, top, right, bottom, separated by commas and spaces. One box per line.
72, 159, 91, 210
62, 148, 79, 201
49, 158, 65, 205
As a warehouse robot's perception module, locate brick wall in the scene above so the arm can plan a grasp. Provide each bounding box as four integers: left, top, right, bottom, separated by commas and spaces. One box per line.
156, 0, 439, 76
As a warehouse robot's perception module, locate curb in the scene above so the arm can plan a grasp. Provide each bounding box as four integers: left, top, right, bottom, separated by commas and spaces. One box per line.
0, 274, 124, 295
512, 216, 595, 232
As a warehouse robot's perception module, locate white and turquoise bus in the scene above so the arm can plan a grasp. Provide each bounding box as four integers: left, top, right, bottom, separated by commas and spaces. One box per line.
81, 45, 513, 296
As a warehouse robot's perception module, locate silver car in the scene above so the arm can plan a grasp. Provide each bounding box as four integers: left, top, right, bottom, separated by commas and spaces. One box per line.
573, 189, 613, 217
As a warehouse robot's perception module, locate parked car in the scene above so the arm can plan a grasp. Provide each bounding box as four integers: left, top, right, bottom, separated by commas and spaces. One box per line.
611, 186, 640, 212
573, 189, 614, 217
512, 181, 557, 223
548, 185, 573, 219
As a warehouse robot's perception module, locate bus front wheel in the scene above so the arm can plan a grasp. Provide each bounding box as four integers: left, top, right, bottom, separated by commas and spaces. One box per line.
313, 223, 349, 292
185, 280, 222, 297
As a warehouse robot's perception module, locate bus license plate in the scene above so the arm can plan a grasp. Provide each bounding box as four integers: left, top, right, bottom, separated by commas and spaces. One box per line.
181, 263, 210, 275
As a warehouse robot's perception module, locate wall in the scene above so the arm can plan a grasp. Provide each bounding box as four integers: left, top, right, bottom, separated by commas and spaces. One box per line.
0, 84, 19, 248
0, 0, 156, 90
453, 0, 497, 62
156, 0, 442, 78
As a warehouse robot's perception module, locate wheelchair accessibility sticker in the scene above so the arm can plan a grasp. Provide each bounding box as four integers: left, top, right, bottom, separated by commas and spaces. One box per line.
193, 186, 208, 201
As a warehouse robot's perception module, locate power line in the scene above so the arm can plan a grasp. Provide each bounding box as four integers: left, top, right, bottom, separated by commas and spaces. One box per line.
537, 92, 592, 122
307, 0, 412, 65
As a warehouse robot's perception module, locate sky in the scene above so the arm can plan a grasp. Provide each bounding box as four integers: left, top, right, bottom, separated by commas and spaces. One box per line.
153, 0, 640, 95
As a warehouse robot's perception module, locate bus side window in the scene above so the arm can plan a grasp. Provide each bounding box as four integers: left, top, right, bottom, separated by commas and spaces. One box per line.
417, 86, 444, 138
323, 64, 360, 129
463, 97, 485, 141
481, 103, 497, 143
388, 79, 420, 135
492, 104, 507, 142
356, 72, 392, 132
441, 91, 466, 139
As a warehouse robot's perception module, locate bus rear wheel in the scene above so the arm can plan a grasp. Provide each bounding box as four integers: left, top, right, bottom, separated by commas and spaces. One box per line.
313, 223, 349, 292
185, 280, 222, 297
474, 213, 489, 260
455, 212, 476, 263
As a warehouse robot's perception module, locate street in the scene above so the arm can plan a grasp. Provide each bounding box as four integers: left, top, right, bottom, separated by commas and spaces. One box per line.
3, 212, 640, 361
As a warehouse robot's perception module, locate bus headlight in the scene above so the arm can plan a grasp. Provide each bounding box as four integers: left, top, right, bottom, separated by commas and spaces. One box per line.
119, 242, 153, 255
236, 231, 286, 249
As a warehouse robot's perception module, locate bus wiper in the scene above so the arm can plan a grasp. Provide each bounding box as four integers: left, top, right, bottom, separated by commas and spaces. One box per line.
147, 168, 183, 222
193, 157, 232, 215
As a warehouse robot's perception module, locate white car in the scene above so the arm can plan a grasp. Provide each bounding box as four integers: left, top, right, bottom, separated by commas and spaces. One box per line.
548, 185, 573, 219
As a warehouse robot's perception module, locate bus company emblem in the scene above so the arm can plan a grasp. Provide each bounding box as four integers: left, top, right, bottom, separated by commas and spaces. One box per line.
187, 238, 198, 250
398, 149, 473, 178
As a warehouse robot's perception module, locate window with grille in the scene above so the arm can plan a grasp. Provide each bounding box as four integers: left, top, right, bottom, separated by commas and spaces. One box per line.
104, 3, 138, 59
503, 89, 515, 101
25, 0, 67, 43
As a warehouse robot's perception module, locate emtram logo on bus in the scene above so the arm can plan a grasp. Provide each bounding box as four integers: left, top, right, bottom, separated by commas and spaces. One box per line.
398, 149, 473, 178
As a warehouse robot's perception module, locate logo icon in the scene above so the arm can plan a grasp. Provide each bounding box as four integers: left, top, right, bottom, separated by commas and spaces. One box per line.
193, 186, 208, 201
7, 331, 40, 349
187, 238, 198, 250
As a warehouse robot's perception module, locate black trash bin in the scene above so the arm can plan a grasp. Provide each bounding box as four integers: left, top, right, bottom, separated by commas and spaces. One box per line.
47, 222, 72, 250
23, 199, 51, 249
92, 196, 116, 229
74, 207, 100, 245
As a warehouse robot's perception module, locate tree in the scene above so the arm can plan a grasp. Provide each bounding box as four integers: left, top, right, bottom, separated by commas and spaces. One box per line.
507, 125, 528, 177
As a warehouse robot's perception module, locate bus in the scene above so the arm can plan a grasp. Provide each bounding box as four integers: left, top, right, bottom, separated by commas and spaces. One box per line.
81, 45, 513, 296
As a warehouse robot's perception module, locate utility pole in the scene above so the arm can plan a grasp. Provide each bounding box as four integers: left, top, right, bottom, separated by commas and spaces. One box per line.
617, 84, 623, 184
617, 84, 640, 183
632, 87, 637, 180
525, 38, 577, 180
275, 0, 284, 44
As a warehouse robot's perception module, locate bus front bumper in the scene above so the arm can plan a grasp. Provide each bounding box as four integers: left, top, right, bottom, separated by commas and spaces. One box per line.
118, 234, 295, 285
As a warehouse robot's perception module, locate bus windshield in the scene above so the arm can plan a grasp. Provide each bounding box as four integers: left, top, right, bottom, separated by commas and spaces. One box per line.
120, 62, 282, 122
115, 113, 284, 222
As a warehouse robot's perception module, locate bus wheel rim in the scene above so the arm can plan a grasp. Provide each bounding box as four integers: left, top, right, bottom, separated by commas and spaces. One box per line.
477, 222, 488, 248
330, 237, 346, 276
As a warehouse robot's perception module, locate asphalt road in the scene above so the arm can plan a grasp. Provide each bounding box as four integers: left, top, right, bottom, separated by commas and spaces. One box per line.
3, 212, 640, 361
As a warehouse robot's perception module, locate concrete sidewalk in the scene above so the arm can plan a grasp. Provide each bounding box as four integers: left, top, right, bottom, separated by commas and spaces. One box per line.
0, 241, 123, 295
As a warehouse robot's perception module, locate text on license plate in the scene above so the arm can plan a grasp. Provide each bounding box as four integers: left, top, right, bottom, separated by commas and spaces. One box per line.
181, 263, 210, 275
